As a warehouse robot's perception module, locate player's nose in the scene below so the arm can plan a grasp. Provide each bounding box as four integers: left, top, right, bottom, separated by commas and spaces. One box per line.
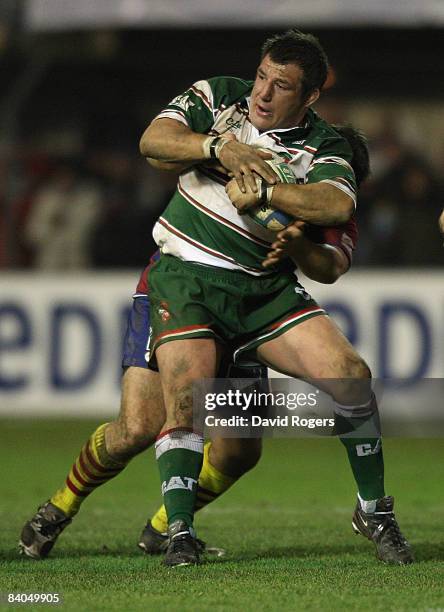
258, 81, 273, 101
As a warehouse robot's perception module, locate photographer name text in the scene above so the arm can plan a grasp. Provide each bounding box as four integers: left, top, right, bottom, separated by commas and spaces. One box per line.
205, 415, 334, 429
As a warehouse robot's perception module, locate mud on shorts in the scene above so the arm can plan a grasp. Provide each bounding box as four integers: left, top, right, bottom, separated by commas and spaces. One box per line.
146, 255, 326, 368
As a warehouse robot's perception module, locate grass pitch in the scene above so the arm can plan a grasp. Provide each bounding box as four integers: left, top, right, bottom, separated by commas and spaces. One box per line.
0, 419, 443, 611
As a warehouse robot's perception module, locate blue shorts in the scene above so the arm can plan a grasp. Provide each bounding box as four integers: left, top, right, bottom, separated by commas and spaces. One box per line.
122, 295, 268, 378
122, 295, 152, 369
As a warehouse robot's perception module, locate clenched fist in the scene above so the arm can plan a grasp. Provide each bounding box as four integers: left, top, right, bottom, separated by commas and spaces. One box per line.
225, 178, 261, 214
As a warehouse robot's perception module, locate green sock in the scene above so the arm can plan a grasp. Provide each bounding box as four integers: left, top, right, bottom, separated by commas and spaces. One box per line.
334, 396, 385, 501
155, 430, 204, 528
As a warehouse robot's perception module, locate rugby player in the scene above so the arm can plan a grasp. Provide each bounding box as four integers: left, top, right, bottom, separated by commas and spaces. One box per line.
18, 202, 350, 562
139, 29, 413, 566
18, 136, 354, 561
18, 122, 377, 563
140, 124, 365, 547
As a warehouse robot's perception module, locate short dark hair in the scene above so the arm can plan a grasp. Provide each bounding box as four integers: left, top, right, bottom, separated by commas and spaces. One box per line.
332, 124, 371, 187
261, 29, 329, 100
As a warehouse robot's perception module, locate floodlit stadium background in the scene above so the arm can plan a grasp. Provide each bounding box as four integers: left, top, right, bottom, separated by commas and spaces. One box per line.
0, 2, 443, 415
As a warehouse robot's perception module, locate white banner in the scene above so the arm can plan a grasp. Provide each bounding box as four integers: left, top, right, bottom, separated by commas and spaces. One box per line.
0, 270, 442, 415
25, 0, 444, 30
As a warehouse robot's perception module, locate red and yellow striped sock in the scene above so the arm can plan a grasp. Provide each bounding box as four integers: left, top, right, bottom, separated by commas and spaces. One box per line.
50, 423, 128, 518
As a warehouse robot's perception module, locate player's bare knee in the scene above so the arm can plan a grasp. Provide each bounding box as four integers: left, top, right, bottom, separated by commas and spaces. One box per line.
104, 419, 152, 460
333, 353, 372, 404
336, 351, 371, 379
121, 420, 156, 452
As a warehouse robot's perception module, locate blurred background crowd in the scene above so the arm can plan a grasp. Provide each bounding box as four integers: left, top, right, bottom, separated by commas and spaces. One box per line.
1, 3, 443, 270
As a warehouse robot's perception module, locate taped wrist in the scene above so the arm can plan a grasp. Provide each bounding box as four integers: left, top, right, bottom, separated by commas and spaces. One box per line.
257, 177, 275, 206
202, 136, 229, 160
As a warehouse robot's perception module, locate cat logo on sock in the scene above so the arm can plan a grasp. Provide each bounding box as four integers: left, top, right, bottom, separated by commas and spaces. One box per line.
162, 476, 197, 494
356, 438, 382, 457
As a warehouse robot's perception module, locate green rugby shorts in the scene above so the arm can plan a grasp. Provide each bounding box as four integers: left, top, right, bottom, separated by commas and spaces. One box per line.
147, 255, 325, 366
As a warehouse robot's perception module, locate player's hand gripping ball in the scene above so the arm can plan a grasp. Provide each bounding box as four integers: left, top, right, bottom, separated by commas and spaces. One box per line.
248, 150, 296, 231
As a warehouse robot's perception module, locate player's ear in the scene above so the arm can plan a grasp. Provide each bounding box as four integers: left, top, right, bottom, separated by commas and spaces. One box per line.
304, 88, 320, 108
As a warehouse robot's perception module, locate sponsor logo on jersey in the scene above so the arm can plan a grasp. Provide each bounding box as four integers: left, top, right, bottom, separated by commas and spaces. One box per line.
225, 117, 242, 130
171, 93, 195, 111
294, 286, 311, 300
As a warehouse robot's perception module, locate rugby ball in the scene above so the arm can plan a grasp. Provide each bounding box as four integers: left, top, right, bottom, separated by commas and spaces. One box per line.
248, 151, 296, 232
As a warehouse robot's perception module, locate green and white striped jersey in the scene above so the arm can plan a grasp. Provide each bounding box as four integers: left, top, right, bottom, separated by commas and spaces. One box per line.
153, 76, 356, 276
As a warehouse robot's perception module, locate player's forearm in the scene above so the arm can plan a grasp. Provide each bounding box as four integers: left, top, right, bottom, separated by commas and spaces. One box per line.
289, 239, 348, 284
146, 158, 192, 173
271, 182, 354, 225
140, 118, 209, 163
